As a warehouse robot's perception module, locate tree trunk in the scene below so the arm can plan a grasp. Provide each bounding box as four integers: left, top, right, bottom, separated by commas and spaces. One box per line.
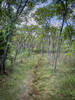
46, 32, 50, 57
1, 35, 11, 73
54, 15, 65, 70
66, 22, 72, 57
41, 38, 44, 56
0, 63, 1, 73
1, 22, 13, 73
52, 35, 55, 67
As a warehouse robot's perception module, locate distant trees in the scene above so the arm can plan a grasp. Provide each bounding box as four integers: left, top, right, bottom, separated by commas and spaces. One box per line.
0, 0, 74, 73
0, 0, 33, 73
32, 7, 53, 58
53, 0, 75, 70
32, 0, 75, 70
0, 0, 29, 73
0, 0, 48, 73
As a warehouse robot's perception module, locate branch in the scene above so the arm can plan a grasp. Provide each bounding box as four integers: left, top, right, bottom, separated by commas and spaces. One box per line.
15, 0, 22, 18
7, 2, 11, 19
14, 0, 29, 22
66, 21, 72, 42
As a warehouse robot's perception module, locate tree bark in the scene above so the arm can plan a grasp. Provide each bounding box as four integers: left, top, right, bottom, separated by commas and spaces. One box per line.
52, 35, 55, 67
41, 38, 44, 56
1, 35, 11, 73
54, 15, 65, 70
46, 32, 50, 57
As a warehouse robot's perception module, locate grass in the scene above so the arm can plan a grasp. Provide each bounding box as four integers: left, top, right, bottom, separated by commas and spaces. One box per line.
29, 55, 75, 100
0, 53, 75, 100
0, 54, 39, 100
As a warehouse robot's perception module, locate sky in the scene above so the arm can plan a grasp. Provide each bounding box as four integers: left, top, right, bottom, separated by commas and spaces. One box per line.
18, 0, 62, 28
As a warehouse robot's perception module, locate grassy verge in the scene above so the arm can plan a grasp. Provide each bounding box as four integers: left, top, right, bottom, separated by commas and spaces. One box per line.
0, 54, 75, 100
0, 54, 39, 100
29, 55, 75, 100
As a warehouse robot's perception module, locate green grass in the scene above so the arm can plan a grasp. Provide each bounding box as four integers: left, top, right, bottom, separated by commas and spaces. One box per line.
0, 53, 75, 100
30, 55, 75, 100
0, 54, 39, 100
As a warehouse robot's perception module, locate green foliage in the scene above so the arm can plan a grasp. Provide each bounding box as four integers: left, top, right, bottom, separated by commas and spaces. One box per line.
52, 0, 74, 20
33, 7, 54, 25
63, 25, 75, 40
27, 1, 34, 9
25, 48, 31, 57
0, 23, 15, 60
0, 1, 75, 100
61, 75, 75, 99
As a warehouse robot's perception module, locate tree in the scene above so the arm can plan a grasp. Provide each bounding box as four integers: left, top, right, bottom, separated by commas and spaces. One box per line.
51, 0, 74, 70
0, 0, 48, 73
33, 6, 54, 58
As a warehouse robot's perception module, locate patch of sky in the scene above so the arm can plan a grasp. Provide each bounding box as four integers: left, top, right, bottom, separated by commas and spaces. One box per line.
16, 0, 65, 28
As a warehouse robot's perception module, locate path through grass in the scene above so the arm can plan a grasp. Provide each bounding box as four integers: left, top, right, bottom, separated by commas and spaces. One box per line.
29, 56, 75, 100
0, 54, 39, 100
0, 54, 75, 100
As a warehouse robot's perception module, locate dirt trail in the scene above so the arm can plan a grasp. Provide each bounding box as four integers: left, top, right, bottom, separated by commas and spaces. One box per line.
23, 71, 32, 100
23, 54, 42, 100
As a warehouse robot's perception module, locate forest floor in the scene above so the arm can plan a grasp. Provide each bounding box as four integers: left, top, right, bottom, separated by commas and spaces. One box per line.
0, 53, 75, 100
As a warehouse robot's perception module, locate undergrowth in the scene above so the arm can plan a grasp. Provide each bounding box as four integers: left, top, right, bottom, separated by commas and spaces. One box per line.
29, 56, 75, 100
0, 54, 38, 100
0, 54, 75, 100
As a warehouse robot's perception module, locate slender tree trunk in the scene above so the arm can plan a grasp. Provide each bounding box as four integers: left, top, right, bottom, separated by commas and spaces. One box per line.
41, 44, 44, 56
1, 23, 13, 73
41, 38, 44, 56
13, 49, 19, 63
46, 31, 50, 65
46, 32, 50, 57
66, 22, 72, 56
1, 35, 11, 73
30, 37, 34, 55
0, 62, 1, 73
54, 15, 65, 70
52, 35, 55, 67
